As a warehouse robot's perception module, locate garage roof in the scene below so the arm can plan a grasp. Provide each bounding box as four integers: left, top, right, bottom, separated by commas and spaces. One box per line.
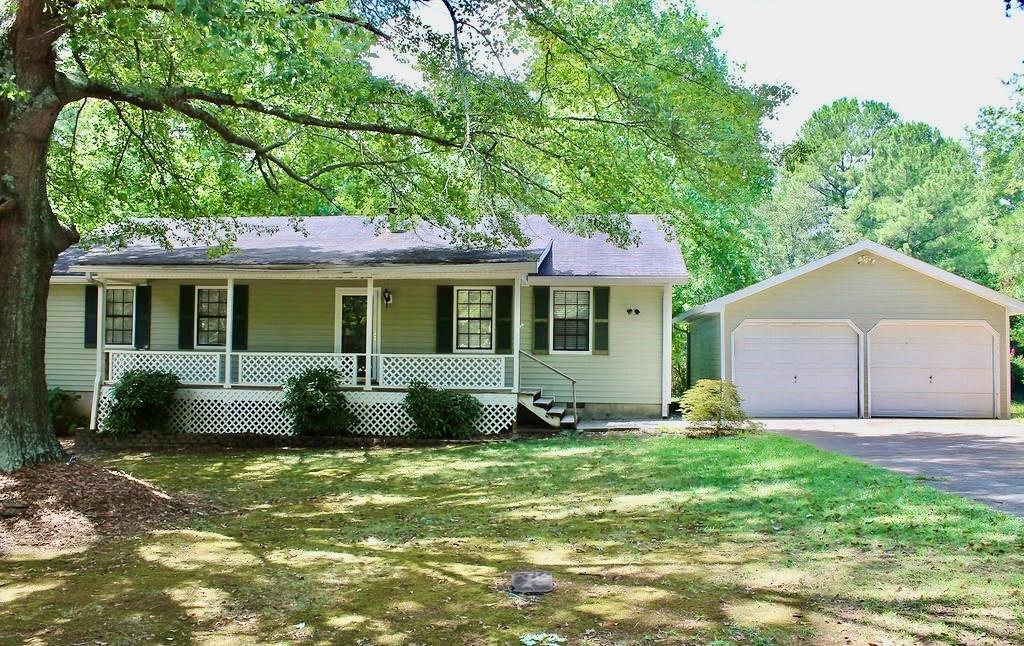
677, 240, 1024, 320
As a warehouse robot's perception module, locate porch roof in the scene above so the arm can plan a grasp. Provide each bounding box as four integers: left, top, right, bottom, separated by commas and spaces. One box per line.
57, 215, 687, 282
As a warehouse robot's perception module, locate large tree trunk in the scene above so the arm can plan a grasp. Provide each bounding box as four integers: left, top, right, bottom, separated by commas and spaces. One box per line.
0, 0, 76, 472
0, 114, 75, 472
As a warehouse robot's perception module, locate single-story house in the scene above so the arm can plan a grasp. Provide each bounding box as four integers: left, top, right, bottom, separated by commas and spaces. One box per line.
45, 215, 685, 435
679, 240, 1024, 419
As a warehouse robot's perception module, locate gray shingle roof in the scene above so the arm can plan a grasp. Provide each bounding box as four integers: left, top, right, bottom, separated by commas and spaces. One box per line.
56, 215, 686, 280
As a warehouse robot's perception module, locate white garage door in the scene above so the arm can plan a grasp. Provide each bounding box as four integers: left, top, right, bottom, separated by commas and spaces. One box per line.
732, 321, 860, 418
869, 321, 996, 418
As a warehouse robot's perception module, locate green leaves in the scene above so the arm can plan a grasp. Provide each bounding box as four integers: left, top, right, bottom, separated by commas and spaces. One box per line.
281, 367, 356, 436
48, 0, 776, 249
754, 98, 992, 283
403, 381, 483, 439
103, 369, 182, 436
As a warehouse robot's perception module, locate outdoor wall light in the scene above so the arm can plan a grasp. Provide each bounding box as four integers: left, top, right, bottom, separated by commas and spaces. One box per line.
382, 288, 393, 307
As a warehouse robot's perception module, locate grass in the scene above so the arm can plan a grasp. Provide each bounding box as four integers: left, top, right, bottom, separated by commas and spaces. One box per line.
3, 433, 1024, 645
1012, 398, 1024, 421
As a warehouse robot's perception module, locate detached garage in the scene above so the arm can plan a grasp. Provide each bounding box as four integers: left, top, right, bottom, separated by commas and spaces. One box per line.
680, 241, 1024, 419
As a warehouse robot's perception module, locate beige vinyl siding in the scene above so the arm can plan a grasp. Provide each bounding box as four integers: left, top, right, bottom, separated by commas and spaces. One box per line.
148, 278, 512, 354
722, 252, 1010, 417
520, 285, 665, 405
44, 284, 95, 392
686, 313, 721, 383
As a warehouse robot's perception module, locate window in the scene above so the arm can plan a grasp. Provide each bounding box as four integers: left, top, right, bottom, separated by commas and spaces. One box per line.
455, 287, 494, 351
104, 288, 135, 346
552, 289, 591, 352
196, 287, 228, 347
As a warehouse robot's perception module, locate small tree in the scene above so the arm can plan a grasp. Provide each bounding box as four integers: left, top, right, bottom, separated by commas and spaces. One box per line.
679, 379, 761, 436
281, 367, 356, 436
102, 369, 181, 436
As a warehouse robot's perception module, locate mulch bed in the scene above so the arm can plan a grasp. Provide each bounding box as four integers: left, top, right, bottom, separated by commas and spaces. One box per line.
0, 453, 211, 554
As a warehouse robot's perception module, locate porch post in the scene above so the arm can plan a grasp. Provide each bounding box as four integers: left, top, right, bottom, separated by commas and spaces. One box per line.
364, 276, 374, 390
88, 282, 106, 430
661, 284, 672, 418
224, 277, 234, 389
512, 275, 521, 392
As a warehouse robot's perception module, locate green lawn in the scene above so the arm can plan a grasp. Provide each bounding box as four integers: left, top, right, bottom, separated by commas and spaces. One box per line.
3, 434, 1023, 645
1012, 399, 1024, 421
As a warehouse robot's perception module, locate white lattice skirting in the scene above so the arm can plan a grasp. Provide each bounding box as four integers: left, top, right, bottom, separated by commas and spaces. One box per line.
97, 387, 516, 436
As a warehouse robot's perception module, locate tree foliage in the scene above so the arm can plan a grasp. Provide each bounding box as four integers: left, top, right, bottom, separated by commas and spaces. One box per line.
47, 0, 778, 245
754, 98, 991, 282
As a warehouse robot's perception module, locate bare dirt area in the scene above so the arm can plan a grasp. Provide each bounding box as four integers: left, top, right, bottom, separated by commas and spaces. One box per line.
0, 453, 210, 555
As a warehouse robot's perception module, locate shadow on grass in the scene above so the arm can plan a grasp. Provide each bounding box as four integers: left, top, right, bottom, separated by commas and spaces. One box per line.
3, 434, 1023, 644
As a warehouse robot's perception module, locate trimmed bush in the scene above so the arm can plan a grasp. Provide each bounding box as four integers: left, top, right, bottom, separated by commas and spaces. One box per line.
679, 379, 762, 436
282, 367, 356, 436
103, 369, 181, 436
403, 381, 483, 439
48, 387, 83, 436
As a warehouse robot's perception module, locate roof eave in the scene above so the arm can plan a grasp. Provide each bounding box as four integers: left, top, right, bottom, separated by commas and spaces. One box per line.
526, 274, 688, 286
70, 260, 541, 277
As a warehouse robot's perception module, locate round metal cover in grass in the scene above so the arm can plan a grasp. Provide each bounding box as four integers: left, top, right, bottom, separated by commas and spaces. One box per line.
509, 571, 555, 594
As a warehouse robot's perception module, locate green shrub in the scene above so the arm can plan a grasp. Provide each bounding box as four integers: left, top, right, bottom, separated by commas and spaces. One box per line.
679, 379, 761, 436
47, 387, 83, 436
103, 369, 181, 436
282, 367, 356, 436
403, 381, 483, 439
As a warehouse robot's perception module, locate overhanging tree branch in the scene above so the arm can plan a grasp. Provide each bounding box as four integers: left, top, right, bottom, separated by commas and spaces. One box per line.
59, 76, 464, 149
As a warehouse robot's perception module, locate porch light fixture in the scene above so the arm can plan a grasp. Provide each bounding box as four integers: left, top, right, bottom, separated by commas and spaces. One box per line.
382, 288, 393, 307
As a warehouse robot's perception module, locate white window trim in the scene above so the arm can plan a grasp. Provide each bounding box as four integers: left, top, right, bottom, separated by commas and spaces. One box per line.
195, 286, 229, 349
453, 286, 497, 354
104, 286, 136, 349
549, 287, 594, 355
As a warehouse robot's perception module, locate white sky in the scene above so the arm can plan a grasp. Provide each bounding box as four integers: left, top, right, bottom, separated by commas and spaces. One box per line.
692, 0, 1024, 143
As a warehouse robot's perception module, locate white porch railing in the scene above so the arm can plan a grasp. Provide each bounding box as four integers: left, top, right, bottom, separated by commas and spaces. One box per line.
378, 354, 507, 390
108, 350, 222, 385
237, 352, 359, 387
104, 350, 512, 390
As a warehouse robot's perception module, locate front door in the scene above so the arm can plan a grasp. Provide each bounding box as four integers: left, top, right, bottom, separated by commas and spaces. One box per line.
335, 288, 382, 381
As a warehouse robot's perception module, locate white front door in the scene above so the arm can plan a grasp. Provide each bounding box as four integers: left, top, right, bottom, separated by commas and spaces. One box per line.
732, 320, 860, 418
869, 321, 996, 418
335, 288, 382, 381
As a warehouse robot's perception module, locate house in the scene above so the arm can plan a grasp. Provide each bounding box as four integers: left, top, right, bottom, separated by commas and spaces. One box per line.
678, 240, 1024, 419
45, 215, 685, 436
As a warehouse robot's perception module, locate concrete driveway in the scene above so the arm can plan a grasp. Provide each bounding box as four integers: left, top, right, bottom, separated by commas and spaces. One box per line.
763, 418, 1024, 516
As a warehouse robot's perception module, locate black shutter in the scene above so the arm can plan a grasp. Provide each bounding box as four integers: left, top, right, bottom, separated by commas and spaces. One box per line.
436, 285, 454, 353
134, 285, 152, 349
532, 286, 549, 354
178, 284, 195, 349
232, 284, 249, 351
84, 285, 98, 348
593, 286, 610, 354
494, 285, 513, 354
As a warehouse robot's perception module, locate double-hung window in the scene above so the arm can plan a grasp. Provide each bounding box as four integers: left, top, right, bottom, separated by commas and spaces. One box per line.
454, 287, 494, 352
196, 287, 229, 347
104, 287, 135, 347
551, 289, 591, 352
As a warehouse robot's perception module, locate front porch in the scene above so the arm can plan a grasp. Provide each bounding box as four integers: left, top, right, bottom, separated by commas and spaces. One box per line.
87, 274, 541, 436
96, 350, 518, 436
